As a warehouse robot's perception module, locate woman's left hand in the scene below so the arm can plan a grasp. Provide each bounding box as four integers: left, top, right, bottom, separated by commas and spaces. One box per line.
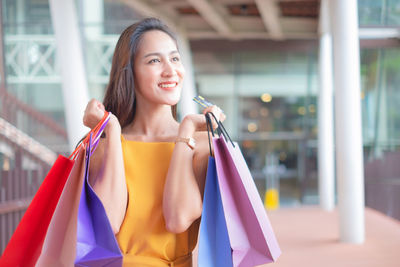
201, 105, 226, 130
178, 105, 226, 137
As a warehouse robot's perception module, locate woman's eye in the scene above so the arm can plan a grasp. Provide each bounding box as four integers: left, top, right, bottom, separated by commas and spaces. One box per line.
148, 58, 160, 64
172, 57, 180, 62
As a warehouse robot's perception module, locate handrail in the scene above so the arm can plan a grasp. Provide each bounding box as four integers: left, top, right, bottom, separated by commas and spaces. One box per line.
0, 116, 57, 165
0, 198, 32, 215
0, 89, 67, 138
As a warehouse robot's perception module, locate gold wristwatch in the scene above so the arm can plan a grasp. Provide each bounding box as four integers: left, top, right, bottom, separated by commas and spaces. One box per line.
175, 137, 196, 150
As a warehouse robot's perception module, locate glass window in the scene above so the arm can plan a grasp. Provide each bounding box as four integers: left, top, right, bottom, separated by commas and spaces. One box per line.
361, 47, 400, 155
193, 47, 319, 206
358, 0, 400, 26
2, 0, 66, 153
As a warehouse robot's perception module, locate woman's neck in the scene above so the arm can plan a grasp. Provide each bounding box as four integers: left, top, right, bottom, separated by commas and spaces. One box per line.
122, 101, 179, 138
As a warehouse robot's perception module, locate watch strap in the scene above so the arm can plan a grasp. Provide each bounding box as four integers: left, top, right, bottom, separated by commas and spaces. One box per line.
175, 137, 196, 149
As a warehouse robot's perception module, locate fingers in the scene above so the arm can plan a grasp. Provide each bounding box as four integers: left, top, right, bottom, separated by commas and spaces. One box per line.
91, 99, 105, 117
202, 105, 225, 129
83, 99, 105, 129
202, 105, 221, 118
220, 112, 226, 122
97, 101, 105, 112
180, 104, 227, 134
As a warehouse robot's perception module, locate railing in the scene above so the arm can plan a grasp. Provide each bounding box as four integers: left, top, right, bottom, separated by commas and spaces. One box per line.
0, 116, 56, 254
84, 35, 118, 84
365, 149, 400, 221
2, 34, 120, 154
0, 89, 69, 155
4, 34, 118, 84
5, 35, 60, 84
0, 34, 119, 253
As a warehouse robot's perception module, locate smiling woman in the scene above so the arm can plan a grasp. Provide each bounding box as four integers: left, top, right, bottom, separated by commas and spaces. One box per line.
134, 30, 185, 110
82, 18, 225, 266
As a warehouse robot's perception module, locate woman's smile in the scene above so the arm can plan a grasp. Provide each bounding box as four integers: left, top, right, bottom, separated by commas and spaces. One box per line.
158, 81, 178, 90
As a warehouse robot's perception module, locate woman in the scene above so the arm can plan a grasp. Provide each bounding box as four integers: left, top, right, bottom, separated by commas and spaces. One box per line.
82, 18, 225, 266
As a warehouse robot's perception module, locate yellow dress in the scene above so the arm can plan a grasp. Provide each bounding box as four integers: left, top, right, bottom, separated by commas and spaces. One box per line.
116, 136, 199, 267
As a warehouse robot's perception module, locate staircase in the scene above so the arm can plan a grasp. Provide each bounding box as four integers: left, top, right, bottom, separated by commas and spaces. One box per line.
0, 87, 67, 254
0, 90, 69, 155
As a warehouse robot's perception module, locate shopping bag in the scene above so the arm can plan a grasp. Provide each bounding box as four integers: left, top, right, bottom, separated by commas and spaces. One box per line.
36, 112, 111, 267
35, 146, 86, 267
75, 133, 122, 266
0, 155, 74, 267
213, 135, 281, 267
198, 156, 233, 267
201, 112, 280, 267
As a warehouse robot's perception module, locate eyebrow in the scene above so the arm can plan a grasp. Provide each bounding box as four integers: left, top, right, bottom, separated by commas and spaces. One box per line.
144, 50, 179, 58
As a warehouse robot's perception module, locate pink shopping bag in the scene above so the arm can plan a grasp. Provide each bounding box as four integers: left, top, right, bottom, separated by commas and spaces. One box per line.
213, 135, 281, 267
35, 146, 86, 267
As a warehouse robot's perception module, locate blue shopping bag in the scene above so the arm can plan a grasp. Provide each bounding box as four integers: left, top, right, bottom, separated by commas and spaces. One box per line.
198, 156, 233, 267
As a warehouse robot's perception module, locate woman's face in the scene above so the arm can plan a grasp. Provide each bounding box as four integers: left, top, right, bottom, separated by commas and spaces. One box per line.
134, 30, 185, 107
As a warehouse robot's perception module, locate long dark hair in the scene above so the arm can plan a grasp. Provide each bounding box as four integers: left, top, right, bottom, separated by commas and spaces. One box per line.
103, 18, 178, 129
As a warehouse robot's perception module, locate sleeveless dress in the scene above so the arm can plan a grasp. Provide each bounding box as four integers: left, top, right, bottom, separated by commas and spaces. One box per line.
116, 136, 200, 267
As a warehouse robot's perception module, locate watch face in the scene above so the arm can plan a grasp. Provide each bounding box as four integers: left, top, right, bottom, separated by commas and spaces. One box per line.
188, 138, 196, 148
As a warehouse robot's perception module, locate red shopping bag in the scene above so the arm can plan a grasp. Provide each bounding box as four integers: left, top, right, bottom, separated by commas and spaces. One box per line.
0, 112, 110, 267
0, 155, 74, 267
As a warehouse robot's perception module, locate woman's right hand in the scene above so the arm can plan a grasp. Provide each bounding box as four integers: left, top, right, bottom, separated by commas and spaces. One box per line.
83, 99, 106, 129
83, 99, 121, 133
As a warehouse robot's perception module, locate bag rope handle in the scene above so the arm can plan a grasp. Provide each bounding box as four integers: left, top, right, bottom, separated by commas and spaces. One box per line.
205, 112, 235, 148
69, 111, 110, 160
205, 113, 214, 157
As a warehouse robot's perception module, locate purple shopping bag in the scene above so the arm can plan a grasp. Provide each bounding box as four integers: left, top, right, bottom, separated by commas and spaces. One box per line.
36, 112, 112, 267
75, 133, 123, 266
213, 135, 281, 267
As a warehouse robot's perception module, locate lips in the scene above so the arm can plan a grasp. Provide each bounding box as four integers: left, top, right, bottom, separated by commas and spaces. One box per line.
158, 81, 178, 90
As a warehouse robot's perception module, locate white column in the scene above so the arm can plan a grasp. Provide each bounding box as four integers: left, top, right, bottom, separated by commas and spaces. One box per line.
318, 0, 335, 211
16, 0, 25, 34
82, 0, 104, 100
49, 0, 90, 152
83, 0, 104, 38
177, 29, 198, 118
330, 0, 365, 243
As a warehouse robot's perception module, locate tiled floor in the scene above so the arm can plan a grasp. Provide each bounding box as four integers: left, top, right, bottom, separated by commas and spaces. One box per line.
259, 206, 400, 267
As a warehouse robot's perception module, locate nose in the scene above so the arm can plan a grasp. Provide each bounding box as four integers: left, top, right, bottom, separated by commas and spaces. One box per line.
162, 61, 176, 77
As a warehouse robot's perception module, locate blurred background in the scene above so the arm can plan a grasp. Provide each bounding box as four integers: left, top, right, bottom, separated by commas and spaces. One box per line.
0, 0, 400, 262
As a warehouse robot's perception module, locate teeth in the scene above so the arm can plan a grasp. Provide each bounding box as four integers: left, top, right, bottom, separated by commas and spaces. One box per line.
160, 83, 176, 88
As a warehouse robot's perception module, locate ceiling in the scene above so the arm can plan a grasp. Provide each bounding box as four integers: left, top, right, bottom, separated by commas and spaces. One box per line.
118, 0, 320, 40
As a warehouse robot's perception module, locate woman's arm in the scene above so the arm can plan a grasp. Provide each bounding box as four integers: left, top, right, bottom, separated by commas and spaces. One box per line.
162, 119, 203, 234
163, 106, 225, 234
84, 99, 127, 234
